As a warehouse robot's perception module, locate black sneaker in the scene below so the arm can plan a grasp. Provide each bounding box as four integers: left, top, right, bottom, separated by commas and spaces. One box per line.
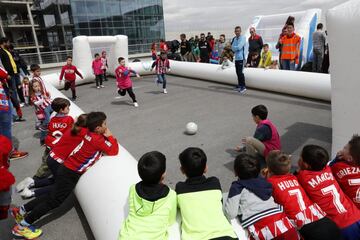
14, 118, 26, 122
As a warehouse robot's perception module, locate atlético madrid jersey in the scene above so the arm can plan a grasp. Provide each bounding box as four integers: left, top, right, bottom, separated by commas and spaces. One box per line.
45, 115, 74, 148
297, 166, 360, 228
268, 174, 325, 228
331, 160, 360, 209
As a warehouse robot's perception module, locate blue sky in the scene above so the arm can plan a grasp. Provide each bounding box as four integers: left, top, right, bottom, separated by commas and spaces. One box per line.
163, 0, 348, 33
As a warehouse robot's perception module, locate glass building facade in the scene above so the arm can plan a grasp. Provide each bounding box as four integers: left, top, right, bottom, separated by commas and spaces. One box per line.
70, 0, 165, 53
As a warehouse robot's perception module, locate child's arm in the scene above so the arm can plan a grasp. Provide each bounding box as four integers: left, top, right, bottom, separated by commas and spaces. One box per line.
151, 61, 157, 71
168, 191, 177, 226
75, 67, 83, 79
59, 66, 65, 82
96, 129, 119, 156
224, 186, 242, 220
129, 69, 140, 78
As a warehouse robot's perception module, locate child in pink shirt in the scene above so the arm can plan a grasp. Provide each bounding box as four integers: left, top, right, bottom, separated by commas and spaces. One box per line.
115, 57, 140, 107
92, 53, 104, 89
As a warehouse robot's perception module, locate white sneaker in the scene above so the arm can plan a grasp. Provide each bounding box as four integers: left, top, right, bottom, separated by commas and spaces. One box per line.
96, 86, 100, 89
134, 102, 139, 107
163, 89, 167, 94
19, 103, 25, 108
20, 187, 35, 199
16, 177, 34, 192
100, 85, 105, 88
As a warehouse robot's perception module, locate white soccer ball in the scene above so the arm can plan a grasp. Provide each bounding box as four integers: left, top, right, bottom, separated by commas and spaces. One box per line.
186, 122, 198, 135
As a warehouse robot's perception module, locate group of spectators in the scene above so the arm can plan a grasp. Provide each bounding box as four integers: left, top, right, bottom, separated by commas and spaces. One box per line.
151, 16, 329, 74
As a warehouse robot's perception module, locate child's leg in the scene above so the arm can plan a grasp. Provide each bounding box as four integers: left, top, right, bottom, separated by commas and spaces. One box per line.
64, 81, 71, 91
23, 165, 81, 225
341, 221, 360, 240
0, 189, 12, 219
118, 89, 127, 96
70, 81, 76, 99
299, 217, 342, 240
33, 185, 54, 198
103, 70, 107, 81
95, 75, 99, 87
126, 88, 137, 103
162, 74, 167, 89
157, 74, 163, 83
244, 137, 266, 157
46, 156, 61, 178
99, 74, 103, 86
34, 148, 51, 178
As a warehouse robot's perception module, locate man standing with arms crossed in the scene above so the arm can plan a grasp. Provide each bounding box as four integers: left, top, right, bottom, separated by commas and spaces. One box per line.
231, 26, 247, 93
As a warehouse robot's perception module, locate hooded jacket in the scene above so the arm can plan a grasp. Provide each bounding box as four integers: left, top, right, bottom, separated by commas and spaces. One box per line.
224, 177, 283, 228
119, 182, 177, 240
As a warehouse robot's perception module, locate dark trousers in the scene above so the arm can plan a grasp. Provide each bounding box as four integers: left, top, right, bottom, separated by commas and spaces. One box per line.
118, 87, 137, 103
95, 74, 103, 87
13, 74, 25, 103
7, 75, 22, 118
33, 156, 61, 197
200, 55, 209, 63
103, 70, 108, 81
64, 80, 76, 99
235, 60, 245, 88
157, 74, 167, 89
24, 165, 81, 224
299, 217, 342, 240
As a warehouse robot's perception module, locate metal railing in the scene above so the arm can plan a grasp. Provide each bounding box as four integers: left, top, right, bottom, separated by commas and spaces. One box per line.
19, 43, 154, 65
2, 19, 38, 26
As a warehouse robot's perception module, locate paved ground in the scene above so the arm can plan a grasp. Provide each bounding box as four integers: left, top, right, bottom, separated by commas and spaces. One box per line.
0, 74, 331, 239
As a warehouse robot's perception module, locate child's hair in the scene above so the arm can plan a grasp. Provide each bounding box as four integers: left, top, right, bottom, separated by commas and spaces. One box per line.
251, 105, 268, 120
138, 151, 166, 184
263, 43, 269, 48
349, 134, 360, 164
234, 153, 260, 179
71, 114, 87, 135
30, 64, 40, 72
267, 150, 291, 175
301, 145, 329, 171
29, 79, 45, 98
94, 53, 100, 58
66, 56, 72, 60
118, 57, 125, 63
22, 77, 29, 84
51, 97, 70, 113
179, 147, 207, 178
86, 112, 106, 132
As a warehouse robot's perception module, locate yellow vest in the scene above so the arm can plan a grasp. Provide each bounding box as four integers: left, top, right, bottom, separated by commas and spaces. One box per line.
4, 49, 18, 74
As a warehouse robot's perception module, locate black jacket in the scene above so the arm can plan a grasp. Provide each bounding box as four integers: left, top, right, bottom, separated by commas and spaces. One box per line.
0, 47, 15, 76
180, 40, 191, 56
198, 40, 211, 57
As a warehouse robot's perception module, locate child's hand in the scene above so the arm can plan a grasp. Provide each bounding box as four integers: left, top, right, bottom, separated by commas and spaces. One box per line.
104, 128, 112, 137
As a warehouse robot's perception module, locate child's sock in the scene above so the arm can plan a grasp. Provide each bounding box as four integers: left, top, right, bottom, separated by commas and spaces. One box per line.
19, 205, 27, 216
19, 219, 30, 227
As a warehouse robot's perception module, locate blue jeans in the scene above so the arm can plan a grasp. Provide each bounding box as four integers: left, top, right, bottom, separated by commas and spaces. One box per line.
341, 221, 360, 240
157, 74, 167, 89
40, 105, 53, 141
235, 60, 245, 88
281, 60, 296, 71
0, 110, 12, 141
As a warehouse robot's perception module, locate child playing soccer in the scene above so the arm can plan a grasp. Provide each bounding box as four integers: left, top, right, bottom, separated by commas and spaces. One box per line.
29, 79, 53, 145
235, 105, 281, 160
11, 112, 118, 239
101, 51, 108, 81
21, 77, 30, 105
297, 145, 360, 240
266, 150, 341, 240
92, 53, 104, 89
115, 57, 140, 107
151, 51, 170, 94
59, 56, 83, 100
16, 114, 87, 199
330, 135, 360, 208
176, 147, 237, 240
119, 151, 177, 239
224, 153, 299, 240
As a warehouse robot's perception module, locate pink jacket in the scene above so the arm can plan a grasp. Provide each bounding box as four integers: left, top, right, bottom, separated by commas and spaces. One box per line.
258, 119, 281, 157
115, 65, 134, 89
92, 59, 103, 75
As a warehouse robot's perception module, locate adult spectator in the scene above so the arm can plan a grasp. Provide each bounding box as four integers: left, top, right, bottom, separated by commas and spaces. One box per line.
198, 33, 211, 63
8, 44, 26, 105
206, 32, 212, 41
180, 33, 193, 62
276, 26, 288, 69
231, 26, 247, 93
0, 66, 28, 160
247, 27, 263, 67
0, 37, 24, 120
279, 23, 301, 71
220, 42, 234, 64
216, 34, 226, 57
312, 23, 326, 73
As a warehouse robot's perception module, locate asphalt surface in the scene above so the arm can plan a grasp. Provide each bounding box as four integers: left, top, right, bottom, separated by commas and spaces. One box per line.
0, 74, 331, 239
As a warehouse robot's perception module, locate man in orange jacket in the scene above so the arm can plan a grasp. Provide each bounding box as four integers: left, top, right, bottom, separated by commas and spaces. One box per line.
279, 23, 301, 71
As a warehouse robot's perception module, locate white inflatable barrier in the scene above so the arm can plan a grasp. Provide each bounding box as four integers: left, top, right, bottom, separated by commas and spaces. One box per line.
327, 0, 360, 155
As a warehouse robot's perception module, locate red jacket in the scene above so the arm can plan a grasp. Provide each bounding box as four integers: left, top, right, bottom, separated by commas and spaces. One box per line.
64, 132, 119, 174
49, 127, 87, 164
45, 114, 74, 149
59, 64, 83, 82
257, 119, 281, 157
